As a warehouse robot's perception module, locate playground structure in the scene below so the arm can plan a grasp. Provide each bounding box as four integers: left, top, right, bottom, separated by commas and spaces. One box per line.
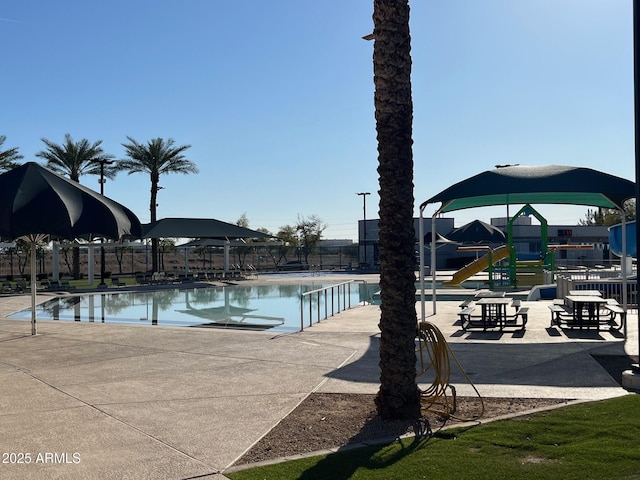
443, 204, 594, 288
609, 220, 637, 258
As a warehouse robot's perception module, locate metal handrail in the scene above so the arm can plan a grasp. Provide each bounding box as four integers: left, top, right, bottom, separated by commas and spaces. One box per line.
299, 280, 370, 331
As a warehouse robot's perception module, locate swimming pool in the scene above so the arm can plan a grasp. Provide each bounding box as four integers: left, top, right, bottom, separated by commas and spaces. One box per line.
9, 282, 379, 333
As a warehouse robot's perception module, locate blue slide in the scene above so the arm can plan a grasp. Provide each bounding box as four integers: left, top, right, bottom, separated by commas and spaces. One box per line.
608, 221, 636, 258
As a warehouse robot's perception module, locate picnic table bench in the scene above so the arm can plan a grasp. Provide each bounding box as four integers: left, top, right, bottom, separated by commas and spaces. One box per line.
459, 299, 473, 309
603, 300, 626, 331
549, 298, 626, 331
459, 300, 527, 332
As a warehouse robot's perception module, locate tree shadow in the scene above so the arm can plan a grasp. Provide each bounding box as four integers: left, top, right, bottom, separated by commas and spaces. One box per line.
295, 414, 432, 480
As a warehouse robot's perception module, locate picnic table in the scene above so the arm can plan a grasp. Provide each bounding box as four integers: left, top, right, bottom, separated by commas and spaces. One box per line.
568, 290, 602, 297
549, 295, 627, 332
459, 296, 528, 332
474, 290, 506, 299
565, 295, 607, 329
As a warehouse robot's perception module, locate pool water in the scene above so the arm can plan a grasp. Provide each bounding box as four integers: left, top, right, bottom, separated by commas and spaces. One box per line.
9, 282, 379, 333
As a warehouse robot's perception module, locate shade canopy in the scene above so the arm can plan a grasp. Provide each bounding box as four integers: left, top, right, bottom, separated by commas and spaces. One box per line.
142, 218, 271, 240
423, 232, 457, 245
0, 162, 142, 241
447, 219, 506, 244
0, 162, 142, 336
421, 165, 636, 213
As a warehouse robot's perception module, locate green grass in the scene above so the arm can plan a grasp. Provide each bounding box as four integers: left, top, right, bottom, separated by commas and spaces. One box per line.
227, 394, 640, 480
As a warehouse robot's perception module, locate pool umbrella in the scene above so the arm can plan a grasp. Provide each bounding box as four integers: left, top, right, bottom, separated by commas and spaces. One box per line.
0, 162, 142, 335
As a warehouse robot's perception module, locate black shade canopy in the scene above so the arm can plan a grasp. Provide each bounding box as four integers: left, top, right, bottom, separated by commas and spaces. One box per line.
142, 218, 271, 239
423, 232, 457, 244
421, 165, 636, 213
0, 162, 141, 241
0, 162, 142, 335
447, 219, 506, 244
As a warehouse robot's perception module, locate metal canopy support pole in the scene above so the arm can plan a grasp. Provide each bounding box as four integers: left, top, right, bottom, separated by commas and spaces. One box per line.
431, 215, 437, 314
622, 0, 640, 382
635, 0, 640, 370
52, 241, 59, 282
621, 212, 628, 315
87, 246, 94, 285
30, 241, 36, 335
419, 203, 441, 318
224, 239, 230, 274
418, 207, 425, 322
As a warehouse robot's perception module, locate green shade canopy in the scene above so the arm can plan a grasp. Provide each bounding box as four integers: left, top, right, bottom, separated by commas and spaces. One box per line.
421, 165, 636, 213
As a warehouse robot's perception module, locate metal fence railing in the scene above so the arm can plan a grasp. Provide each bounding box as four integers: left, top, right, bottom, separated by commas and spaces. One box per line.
299, 280, 373, 331
555, 270, 638, 312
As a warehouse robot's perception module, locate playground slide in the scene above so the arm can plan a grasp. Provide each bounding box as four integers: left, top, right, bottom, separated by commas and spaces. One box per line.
608, 221, 636, 258
443, 245, 510, 286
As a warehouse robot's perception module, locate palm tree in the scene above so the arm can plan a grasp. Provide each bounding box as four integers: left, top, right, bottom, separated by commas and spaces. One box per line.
373, 0, 421, 420
36, 133, 117, 181
119, 137, 198, 272
35, 133, 116, 279
0, 135, 24, 171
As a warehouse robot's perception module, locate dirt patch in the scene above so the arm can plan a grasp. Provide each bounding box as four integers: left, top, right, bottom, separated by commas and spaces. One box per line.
235, 393, 570, 465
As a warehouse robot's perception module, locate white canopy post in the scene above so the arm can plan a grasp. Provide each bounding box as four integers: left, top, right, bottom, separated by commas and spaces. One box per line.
418, 207, 426, 321
30, 241, 36, 335
620, 210, 628, 324
224, 239, 230, 274
87, 245, 95, 285
52, 241, 59, 281
431, 215, 438, 315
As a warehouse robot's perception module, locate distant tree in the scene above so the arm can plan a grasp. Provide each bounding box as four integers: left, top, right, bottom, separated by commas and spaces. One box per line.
158, 238, 176, 272
119, 137, 197, 272
36, 133, 116, 278
15, 239, 30, 276
276, 225, 298, 264
113, 244, 131, 274
372, 0, 421, 420
579, 200, 636, 226
0, 135, 23, 171
295, 215, 326, 264
235, 214, 252, 267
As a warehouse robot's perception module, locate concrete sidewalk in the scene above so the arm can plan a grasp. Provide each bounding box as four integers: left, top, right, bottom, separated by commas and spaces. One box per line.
0, 291, 636, 479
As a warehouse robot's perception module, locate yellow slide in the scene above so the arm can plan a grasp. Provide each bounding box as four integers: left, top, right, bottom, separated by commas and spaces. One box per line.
443, 245, 510, 286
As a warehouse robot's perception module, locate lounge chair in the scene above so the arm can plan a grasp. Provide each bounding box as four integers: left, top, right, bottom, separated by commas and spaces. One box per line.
15, 279, 27, 292
135, 272, 151, 285
111, 276, 126, 287
59, 279, 76, 291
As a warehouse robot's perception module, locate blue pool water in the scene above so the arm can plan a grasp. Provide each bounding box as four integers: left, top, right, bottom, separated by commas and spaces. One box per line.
9, 282, 379, 333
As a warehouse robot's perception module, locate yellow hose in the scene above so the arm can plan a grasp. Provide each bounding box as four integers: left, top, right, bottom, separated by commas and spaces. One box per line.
416, 321, 484, 422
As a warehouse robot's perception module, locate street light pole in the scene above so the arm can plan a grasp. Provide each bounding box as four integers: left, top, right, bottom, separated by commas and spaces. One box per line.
356, 192, 370, 269
91, 158, 114, 287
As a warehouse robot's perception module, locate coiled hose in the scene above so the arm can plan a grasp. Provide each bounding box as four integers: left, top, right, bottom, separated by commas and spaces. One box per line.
416, 321, 484, 422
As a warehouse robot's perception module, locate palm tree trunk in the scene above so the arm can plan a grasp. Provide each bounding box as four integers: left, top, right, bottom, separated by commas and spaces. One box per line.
373, 0, 421, 420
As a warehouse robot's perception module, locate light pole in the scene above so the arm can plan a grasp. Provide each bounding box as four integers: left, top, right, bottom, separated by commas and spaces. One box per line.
356, 192, 370, 268
91, 158, 114, 287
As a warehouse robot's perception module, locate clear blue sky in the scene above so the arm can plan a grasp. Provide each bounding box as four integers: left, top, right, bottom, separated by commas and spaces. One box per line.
2, 1, 635, 241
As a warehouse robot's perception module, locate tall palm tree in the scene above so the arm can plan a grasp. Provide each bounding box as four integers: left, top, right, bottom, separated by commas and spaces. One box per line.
35, 133, 116, 279
373, 0, 421, 420
36, 133, 117, 181
0, 135, 24, 171
119, 137, 198, 272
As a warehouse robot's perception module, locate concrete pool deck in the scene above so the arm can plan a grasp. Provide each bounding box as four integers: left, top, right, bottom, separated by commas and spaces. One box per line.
0, 274, 637, 479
